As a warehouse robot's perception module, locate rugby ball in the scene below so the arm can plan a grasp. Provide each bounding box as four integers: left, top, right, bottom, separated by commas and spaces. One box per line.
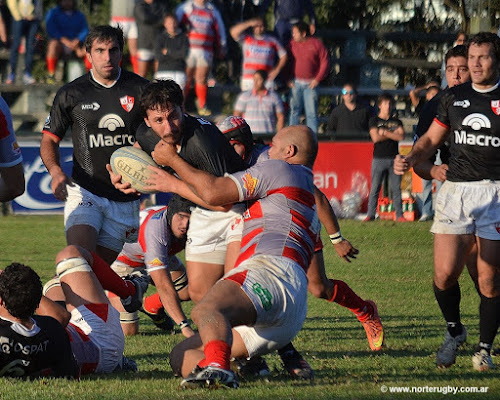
110, 146, 159, 194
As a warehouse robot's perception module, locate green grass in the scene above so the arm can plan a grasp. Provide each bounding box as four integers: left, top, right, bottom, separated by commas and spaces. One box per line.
0, 216, 498, 399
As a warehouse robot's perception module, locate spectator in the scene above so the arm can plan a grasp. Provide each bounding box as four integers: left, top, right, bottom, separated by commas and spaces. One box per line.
134, 0, 170, 78
287, 20, 329, 135
409, 79, 440, 116
234, 69, 285, 136
5, 0, 42, 84
176, 0, 227, 117
154, 12, 189, 90
110, 0, 139, 74
44, 0, 89, 83
260, 0, 316, 46
364, 93, 405, 222
230, 16, 287, 91
0, 3, 8, 49
327, 83, 371, 138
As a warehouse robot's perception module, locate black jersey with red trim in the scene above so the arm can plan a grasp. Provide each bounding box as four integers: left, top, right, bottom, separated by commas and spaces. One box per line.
0, 315, 79, 379
435, 82, 500, 182
136, 114, 247, 176
42, 70, 149, 201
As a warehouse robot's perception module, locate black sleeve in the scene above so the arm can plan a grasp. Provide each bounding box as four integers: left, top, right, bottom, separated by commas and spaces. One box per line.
327, 108, 337, 132
50, 323, 79, 379
368, 116, 379, 129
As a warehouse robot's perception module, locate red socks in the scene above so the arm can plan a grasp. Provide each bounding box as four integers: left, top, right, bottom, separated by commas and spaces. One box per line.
90, 252, 135, 299
197, 340, 231, 370
46, 57, 57, 75
329, 279, 371, 318
195, 83, 207, 109
143, 292, 163, 314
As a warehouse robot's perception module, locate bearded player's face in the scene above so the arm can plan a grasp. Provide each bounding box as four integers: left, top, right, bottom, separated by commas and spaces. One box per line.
87, 39, 121, 85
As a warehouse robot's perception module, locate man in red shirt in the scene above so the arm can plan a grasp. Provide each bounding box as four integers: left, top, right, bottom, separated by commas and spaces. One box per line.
287, 21, 329, 135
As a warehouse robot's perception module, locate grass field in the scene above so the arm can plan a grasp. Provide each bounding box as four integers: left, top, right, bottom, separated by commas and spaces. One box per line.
0, 215, 498, 399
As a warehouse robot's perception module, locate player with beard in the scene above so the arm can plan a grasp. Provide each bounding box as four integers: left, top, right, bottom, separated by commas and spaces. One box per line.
40, 25, 150, 313
395, 32, 500, 371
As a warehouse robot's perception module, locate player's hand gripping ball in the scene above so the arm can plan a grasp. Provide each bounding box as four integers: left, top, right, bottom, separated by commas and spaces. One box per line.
110, 146, 159, 194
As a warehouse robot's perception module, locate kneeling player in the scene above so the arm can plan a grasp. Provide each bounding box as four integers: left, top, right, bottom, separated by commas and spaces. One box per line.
107, 196, 194, 337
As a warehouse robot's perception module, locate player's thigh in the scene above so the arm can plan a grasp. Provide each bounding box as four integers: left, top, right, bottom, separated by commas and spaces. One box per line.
433, 233, 473, 289
186, 260, 224, 303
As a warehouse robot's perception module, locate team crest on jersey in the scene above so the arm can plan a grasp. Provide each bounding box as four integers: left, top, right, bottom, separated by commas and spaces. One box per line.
491, 100, 500, 115
120, 95, 135, 112
242, 173, 258, 197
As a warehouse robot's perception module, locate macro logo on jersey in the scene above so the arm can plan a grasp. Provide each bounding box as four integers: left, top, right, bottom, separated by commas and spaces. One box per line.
242, 173, 258, 197
120, 95, 135, 112
81, 102, 100, 111
491, 100, 500, 115
462, 114, 491, 131
97, 114, 125, 132
455, 113, 500, 147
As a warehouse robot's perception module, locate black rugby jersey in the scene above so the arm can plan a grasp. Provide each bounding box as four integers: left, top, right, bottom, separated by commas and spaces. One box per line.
136, 114, 247, 176
369, 115, 403, 158
436, 82, 500, 181
42, 70, 149, 201
0, 316, 79, 379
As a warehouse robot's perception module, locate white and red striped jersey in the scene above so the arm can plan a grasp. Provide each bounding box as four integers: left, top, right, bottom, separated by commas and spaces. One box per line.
228, 159, 320, 271
238, 34, 286, 81
176, 0, 226, 53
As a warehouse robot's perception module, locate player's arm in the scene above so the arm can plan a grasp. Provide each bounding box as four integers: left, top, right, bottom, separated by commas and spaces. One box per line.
394, 120, 449, 175
148, 268, 194, 338
314, 186, 358, 262
413, 159, 449, 182
35, 295, 72, 327
145, 166, 231, 211
40, 133, 71, 201
154, 142, 240, 206
0, 163, 25, 202
229, 19, 253, 41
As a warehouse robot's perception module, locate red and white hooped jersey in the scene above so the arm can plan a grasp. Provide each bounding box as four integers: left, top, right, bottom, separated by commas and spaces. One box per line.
239, 34, 286, 81
176, 0, 226, 53
228, 159, 320, 271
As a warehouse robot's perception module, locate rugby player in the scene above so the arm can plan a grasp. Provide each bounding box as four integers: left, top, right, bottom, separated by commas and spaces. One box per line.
166, 125, 320, 388
395, 32, 500, 371
40, 25, 149, 312
395, 45, 478, 369
107, 196, 195, 337
108, 79, 247, 307
0, 245, 130, 377
219, 117, 384, 379
0, 95, 24, 202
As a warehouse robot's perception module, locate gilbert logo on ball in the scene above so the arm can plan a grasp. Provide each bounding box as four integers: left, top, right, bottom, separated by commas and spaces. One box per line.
110, 146, 159, 193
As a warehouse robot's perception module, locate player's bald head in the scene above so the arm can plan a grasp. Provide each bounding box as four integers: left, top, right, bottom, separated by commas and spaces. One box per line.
276, 125, 318, 168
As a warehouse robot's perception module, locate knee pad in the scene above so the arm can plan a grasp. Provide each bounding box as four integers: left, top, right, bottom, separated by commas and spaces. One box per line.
172, 271, 188, 292
56, 257, 92, 278
43, 276, 61, 296
120, 311, 139, 324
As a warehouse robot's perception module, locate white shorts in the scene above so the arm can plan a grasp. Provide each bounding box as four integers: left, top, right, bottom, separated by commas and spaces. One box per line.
66, 304, 124, 374
185, 204, 244, 264
64, 183, 140, 253
154, 71, 187, 89
227, 255, 308, 358
186, 48, 213, 69
110, 18, 138, 40
431, 180, 500, 240
137, 48, 155, 62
